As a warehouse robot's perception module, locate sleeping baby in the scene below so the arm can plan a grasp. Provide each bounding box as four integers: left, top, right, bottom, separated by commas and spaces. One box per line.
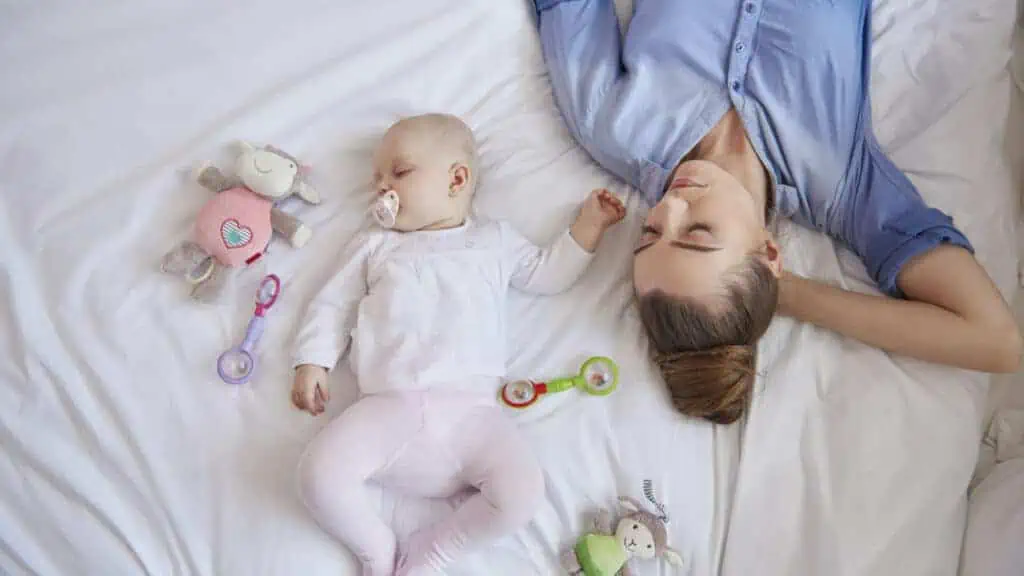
291, 113, 625, 575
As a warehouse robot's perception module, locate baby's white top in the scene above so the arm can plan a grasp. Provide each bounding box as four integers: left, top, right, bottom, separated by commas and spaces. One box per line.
293, 218, 593, 394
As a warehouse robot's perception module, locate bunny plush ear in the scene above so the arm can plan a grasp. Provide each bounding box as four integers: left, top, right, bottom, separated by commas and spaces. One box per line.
662, 548, 683, 566
233, 140, 256, 153
618, 497, 642, 513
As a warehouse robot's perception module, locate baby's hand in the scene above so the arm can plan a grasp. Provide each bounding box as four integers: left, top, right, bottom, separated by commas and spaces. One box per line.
292, 364, 329, 416
571, 189, 627, 252
582, 188, 627, 229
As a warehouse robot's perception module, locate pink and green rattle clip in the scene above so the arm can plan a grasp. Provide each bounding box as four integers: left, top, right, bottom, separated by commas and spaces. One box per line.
499, 356, 619, 409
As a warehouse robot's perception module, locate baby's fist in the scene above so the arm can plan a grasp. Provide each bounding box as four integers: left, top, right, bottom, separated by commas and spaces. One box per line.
582, 188, 626, 229
292, 364, 329, 416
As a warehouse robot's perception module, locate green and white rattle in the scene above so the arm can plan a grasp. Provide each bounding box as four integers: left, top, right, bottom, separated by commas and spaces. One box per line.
499, 356, 619, 409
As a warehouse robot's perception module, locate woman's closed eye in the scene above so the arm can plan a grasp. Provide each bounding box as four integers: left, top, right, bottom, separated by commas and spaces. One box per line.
393, 167, 413, 178
685, 223, 714, 241
635, 223, 721, 254
641, 224, 713, 240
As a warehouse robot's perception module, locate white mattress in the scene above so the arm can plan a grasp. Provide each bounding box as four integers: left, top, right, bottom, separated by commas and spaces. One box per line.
0, 1, 1018, 575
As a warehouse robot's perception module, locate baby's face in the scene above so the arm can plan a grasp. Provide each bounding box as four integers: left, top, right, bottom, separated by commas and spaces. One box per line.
372, 124, 469, 231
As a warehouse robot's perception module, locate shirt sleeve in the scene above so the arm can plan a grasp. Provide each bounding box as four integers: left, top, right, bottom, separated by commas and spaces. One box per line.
501, 222, 595, 295
534, 0, 673, 202
292, 231, 377, 370
844, 135, 974, 298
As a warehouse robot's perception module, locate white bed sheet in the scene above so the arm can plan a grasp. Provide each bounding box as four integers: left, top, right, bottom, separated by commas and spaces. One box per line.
0, 1, 1017, 575
961, 410, 1024, 576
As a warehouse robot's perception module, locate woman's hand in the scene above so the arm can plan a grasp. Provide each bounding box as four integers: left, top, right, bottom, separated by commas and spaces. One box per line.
571, 188, 626, 252
292, 364, 330, 415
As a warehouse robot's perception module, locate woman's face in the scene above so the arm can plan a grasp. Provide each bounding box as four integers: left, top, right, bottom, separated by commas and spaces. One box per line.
633, 160, 778, 300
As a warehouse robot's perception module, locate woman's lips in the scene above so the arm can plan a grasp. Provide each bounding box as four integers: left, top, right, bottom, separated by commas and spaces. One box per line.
670, 176, 706, 189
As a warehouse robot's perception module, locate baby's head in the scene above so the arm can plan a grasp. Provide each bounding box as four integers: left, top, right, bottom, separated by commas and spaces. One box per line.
371, 113, 478, 232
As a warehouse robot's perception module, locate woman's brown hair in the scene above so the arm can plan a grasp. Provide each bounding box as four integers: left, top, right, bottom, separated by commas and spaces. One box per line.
638, 256, 778, 424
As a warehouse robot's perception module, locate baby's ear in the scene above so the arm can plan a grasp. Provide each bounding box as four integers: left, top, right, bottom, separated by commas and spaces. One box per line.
449, 163, 471, 194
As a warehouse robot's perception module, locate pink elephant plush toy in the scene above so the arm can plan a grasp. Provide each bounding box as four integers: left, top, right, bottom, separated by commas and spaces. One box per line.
161, 141, 320, 301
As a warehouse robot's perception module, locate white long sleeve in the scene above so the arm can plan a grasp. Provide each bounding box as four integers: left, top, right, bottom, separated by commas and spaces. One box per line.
294, 219, 596, 394
502, 223, 594, 295
292, 230, 380, 370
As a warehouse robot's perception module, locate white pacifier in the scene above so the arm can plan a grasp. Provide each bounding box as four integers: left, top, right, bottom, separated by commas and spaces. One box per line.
373, 190, 400, 229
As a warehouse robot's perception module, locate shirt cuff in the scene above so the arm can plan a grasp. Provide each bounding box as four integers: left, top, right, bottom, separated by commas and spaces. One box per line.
535, 0, 582, 13
292, 346, 341, 372
562, 226, 597, 258
867, 207, 974, 298
556, 228, 597, 281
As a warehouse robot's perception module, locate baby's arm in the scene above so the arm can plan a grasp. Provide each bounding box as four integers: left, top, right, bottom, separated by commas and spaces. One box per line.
291, 230, 377, 415
506, 189, 625, 295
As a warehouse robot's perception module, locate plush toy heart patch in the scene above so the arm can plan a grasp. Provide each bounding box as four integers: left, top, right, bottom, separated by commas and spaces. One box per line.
221, 219, 253, 249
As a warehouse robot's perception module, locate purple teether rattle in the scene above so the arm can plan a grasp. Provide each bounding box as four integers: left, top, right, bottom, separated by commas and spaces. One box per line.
217, 274, 281, 384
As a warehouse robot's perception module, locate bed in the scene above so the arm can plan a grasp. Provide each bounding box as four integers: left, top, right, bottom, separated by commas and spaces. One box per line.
0, 0, 1019, 575
961, 409, 1024, 576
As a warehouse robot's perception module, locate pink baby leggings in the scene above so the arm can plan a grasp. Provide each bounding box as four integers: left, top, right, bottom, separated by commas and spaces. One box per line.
298, 390, 544, 576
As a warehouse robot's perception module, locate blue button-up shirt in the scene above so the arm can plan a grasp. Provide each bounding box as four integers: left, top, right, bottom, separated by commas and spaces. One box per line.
534, 0, 972, 296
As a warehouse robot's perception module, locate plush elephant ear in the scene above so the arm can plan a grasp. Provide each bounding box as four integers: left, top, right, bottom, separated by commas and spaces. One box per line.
293, 180, 320, 204
263, 144, 290, 158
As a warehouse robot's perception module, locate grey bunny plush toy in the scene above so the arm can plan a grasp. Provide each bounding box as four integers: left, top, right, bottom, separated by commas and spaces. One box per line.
561, 481, 684, 575
161, 141, 320, 301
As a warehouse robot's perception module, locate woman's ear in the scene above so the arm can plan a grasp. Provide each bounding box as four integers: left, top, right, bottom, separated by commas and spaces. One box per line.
760, 238, 783, 278
449, 163, 471, 197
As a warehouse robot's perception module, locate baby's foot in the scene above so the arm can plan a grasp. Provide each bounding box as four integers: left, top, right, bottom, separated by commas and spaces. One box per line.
352, 541, 397, 576
358, 554, 396, 576
395, 528, 445, 576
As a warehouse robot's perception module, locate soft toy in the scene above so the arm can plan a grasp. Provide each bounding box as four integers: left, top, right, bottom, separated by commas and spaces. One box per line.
561, 481, 684, 575
161, 141, 320, 301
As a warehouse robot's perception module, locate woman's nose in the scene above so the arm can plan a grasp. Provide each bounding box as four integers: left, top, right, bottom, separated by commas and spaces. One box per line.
654, 195, 688, 230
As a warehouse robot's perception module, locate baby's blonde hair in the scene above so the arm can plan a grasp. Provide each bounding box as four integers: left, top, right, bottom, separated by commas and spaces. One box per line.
391, 113, 478, 194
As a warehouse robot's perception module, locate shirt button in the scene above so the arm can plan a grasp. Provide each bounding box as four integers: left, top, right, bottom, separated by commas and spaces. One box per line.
731, 80, 741, 92
745, 2, 756, 13
735, 42, 745, 53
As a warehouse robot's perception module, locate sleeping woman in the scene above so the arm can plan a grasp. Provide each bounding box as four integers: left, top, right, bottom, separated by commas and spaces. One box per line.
531, 0, 1022, 424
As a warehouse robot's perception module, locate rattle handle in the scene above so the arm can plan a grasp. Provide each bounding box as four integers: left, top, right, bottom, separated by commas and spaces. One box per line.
240, 316, 266, 352
544, 376, 577, 394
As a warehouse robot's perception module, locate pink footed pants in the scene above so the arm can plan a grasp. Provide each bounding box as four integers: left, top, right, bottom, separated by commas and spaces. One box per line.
298, 390, 544, 576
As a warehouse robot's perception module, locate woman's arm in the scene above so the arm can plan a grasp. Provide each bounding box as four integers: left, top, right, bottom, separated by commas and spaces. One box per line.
779, 245, 1022, 373
534, 0, 642, 190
